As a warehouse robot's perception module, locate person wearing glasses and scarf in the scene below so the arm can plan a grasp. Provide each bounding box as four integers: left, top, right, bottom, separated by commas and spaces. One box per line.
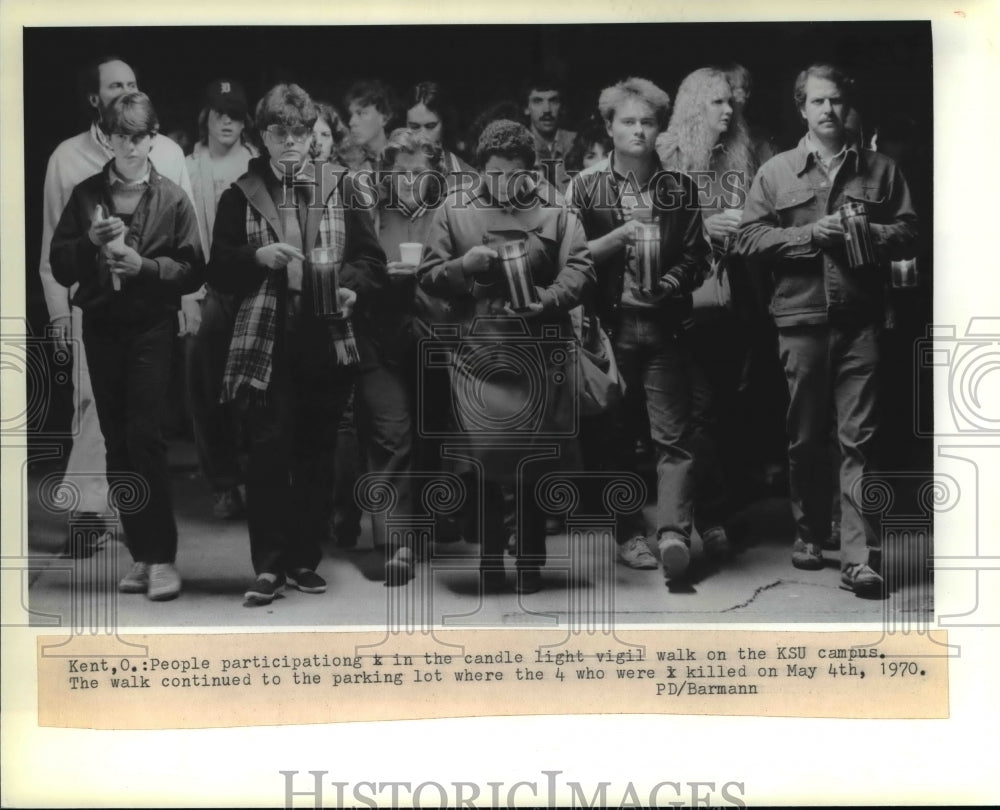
208, 82, 387, 607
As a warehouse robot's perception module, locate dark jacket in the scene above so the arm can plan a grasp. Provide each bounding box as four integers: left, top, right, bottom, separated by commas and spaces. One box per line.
50, 161, 204, 324
736, 135, 918, 328
206, 156, 388, 365
567, 153, 709, 335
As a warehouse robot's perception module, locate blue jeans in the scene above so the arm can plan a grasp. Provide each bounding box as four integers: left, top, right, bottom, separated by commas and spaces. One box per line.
612, 310, 695, 541
778, 321, 881, 568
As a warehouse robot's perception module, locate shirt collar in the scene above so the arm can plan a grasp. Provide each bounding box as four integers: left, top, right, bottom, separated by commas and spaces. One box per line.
609, 151, 661, 192
109, 161, 151, 186
90, 121, 114, 160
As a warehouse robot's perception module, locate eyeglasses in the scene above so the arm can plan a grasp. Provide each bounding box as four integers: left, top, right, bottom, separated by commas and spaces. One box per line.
265, 125, 312, 142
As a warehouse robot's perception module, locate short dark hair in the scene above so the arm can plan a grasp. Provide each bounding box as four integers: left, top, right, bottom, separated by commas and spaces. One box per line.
345, 80, 397, 121
523, 76, 565, 104
794, 63, 855, 108
255, 83, 318, 131
476, 119, 536, 168
102, 91, 159, 137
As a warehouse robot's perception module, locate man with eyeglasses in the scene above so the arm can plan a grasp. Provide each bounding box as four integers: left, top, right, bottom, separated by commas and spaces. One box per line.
38, 55, 193, 558
208, 82, 387, 607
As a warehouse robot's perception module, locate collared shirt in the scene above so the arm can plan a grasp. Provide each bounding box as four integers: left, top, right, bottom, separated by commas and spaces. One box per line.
109, 162, 151, 187
805, 131, 855, 185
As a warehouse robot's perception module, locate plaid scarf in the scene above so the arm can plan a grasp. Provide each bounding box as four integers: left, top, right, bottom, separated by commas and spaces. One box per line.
221, 168, 359, 406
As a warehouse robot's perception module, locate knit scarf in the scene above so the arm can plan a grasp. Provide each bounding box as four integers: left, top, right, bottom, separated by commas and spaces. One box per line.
221, 172, 359, 406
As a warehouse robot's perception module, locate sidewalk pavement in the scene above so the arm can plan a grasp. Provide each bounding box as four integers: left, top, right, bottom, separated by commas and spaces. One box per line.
23, 442, 932, 629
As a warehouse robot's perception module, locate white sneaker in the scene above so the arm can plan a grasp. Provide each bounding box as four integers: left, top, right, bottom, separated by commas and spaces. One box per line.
147, 563, 181, 601
617, 536, 659, 569
118, 561, 149, 594
658, 532, 691, 581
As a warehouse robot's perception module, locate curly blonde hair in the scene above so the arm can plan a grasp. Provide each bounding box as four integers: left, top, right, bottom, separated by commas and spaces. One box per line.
656, 67, 755, 183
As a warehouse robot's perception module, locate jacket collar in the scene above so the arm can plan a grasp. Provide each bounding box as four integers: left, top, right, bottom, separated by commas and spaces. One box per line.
793, 132, 863, 177
102, 158, 162, 188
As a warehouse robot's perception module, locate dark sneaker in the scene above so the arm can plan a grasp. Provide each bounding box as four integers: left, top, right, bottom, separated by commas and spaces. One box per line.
286, 568, 327, 594
617, 536, 659, 569
244, 573, 286, 606
118, 561, 149, 594
384, 548, 415, 586
840, 563, 885, 598
791, 538, 825, 570
212, 488, 244, 520
480, 569, 506, 594
147, 563, 181, 601
822, 520, 841, 551
657, 532, 691, 581
515, 567, 543, 595
701, 526, 732, 560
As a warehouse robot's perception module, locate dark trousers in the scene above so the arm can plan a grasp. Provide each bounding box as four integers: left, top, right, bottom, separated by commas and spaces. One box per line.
83, 315, 178, 564
357, 359, 413, 551
777, 321, 881, 568
473, 478, 546, 571
688, 317, 749, 529
611, 310, 696, 541
242, 321, 353, 576
185, 287, 241, 492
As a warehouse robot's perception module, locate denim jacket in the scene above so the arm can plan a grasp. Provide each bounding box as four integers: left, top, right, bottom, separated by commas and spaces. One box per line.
735, 135, 917, 327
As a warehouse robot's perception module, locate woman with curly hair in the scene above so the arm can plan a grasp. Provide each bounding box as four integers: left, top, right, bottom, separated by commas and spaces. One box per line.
655, 66, 760, 562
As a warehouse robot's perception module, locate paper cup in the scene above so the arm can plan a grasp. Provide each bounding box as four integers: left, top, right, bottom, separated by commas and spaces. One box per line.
399, 242, 423, 266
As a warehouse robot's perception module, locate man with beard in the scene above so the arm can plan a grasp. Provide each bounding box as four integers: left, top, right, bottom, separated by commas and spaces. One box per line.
524, 79, 576, 191
38, 55, 192, 556
736, 64, 918, 597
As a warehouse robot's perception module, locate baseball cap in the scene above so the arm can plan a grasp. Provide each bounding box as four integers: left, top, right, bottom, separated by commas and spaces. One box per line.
204, 78, 248, 118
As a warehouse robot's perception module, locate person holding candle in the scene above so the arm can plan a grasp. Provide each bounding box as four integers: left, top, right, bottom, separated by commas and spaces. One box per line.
567, 77, 709, 583
736, 64, 918, 597
655, 66, 760, 564
207, 82, 387, 607
417, 119, 594, 594
49, 91, 204, 601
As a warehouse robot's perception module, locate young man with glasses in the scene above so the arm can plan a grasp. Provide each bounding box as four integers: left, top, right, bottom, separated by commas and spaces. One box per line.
207, 82, 387, 607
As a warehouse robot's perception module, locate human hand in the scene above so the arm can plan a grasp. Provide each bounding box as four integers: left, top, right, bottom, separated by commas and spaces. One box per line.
812, 214, 845, 248
88, 214, 126, 247
337, 287, 357, 319
255, 243, 306, 270
461, 245, 499, 276
178, 297, 203, 336
49, 315, 71, 353
107, 244, 143, 278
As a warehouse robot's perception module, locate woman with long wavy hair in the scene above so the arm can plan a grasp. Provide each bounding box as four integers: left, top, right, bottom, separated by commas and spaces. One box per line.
655, 66, 760, 564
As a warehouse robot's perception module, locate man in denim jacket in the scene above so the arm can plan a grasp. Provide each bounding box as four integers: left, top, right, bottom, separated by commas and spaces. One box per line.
736, 64, 917, 597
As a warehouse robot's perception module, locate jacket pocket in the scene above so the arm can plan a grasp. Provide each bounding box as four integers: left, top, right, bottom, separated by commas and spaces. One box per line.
774, 187, 819, 227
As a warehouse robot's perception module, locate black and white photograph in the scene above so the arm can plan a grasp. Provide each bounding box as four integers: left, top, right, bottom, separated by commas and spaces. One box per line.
2, 1, 998, 807
18, 19, 935, 626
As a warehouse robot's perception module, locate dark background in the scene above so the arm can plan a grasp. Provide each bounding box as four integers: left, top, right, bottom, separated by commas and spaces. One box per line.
22, 21, 933, 469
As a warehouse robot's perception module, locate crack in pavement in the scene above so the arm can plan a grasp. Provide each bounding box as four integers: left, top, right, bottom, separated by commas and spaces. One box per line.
722, 579, 784, 612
